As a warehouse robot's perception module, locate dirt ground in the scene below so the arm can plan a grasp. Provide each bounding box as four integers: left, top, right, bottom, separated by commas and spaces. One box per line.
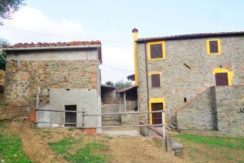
5, 121, 188, 163
7, 121, 67, 163
108, 137, 187, 163
4, 121, 243, 163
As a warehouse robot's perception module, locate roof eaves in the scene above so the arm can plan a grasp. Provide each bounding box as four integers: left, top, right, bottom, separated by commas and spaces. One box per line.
3, 44, 101, 51
136, 31, 244, 43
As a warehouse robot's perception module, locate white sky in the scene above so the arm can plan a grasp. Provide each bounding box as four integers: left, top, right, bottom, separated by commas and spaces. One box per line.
0, 0, 243, 83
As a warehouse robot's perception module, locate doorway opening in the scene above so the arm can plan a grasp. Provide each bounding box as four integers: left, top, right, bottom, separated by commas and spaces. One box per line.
65, 105, 77, 127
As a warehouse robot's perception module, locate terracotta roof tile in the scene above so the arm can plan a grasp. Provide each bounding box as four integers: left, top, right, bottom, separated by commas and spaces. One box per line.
7, 41, 101, 48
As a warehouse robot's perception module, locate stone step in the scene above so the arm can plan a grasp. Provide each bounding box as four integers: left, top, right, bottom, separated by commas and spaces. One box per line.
102, 104, 120, 112
102, 104, 120, 106
102, 120, 121, 126
102, 108, 120, 113
102, 116, 120, 121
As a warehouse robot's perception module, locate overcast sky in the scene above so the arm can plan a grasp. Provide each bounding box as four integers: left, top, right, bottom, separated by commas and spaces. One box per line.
0, 0, 243, 83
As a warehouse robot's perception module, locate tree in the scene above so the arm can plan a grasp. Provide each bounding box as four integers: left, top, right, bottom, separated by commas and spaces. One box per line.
114, 80, 132, 90
0, 0, 24, 19
105, 81, 114, 86
0, 39, 9, 70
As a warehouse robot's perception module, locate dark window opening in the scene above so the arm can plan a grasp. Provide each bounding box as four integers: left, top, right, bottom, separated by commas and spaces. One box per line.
151, 74, 160, 88
215, 73, 228, 86
209, 41, 219, 53
150, 44, 163, 59
184, 97, 187, 103
65, 105, 77, 127
151, 103, 163, 125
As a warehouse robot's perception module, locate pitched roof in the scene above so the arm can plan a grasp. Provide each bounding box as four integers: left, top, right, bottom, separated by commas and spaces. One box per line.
3, 41, 102, 63
116, 85, 138, 93
136, 31, 244, 43
4, 41, 101, 51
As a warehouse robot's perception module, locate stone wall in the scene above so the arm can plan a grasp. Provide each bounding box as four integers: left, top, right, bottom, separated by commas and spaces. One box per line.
121, 112, 138, 125
137, 36, 244, 125
0, 70, 5, 87
5, 50, 100, 108
101, 89, 118, 104
177, 86, 244, 136
4, 49, 101, 131
176, 87, 217, 130
215, 86, 244, 136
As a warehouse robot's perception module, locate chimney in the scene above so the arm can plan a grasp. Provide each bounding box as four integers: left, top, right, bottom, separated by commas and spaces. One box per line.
132, 28, 138, 41
132, 28, 139, 85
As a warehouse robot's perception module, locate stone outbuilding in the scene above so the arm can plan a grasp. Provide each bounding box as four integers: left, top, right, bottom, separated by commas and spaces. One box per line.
3, 41, 102, 133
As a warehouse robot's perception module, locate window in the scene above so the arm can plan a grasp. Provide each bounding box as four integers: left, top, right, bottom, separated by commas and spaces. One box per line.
215, 73, 228, 86
151, 73, 160, 87
213, 68, 234, 86
149, 98, 165, 125
206, 39, 221, 55
65, 105, 77, 127
151, 103, 163, 125
147, 41, 166, 60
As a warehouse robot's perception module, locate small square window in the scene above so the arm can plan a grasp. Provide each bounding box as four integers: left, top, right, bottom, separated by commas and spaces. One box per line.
147, 41, 166, 60
207, 39, 221, 55
151, 74, 160, 88
150, 44, 163, 59
215, 73, 228, 86
209, 41, 218, 53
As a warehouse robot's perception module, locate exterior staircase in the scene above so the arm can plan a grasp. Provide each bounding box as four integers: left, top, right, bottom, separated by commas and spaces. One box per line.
102, 104, 121, 126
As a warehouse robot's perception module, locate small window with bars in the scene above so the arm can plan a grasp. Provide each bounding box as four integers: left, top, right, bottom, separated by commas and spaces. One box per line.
207, 39, 221, 55
151, 73, 160, 88
147, 41, 165, 60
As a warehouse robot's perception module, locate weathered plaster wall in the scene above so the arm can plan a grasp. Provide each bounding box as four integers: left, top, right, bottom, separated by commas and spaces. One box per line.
137, 36, 244, 125
37, 88, 100, 128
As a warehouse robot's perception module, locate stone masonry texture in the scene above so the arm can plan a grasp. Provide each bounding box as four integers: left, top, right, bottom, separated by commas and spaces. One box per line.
215, 86, 244, 136
4, 49, 100, 111
177, 86, 244, 136
137, 36, 244, 129
177, 87, 217, 130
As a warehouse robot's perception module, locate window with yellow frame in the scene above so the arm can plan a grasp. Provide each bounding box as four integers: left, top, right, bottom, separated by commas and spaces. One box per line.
149, 98, 165, 125
206, 39, 222, 55
147, 41, 166, 60
212, 68, 234, 86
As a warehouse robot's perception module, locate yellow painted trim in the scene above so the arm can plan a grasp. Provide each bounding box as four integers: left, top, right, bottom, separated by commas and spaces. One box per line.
213, 68, 234, 85
133, 32, 139, 85
206, 39, 222, 55
147, 41, 166, 61
149, 98, 165, 125
148, 71, 161, 75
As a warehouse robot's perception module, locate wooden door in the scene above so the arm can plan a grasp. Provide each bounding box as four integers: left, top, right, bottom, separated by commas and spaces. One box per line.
215, 73, 228, 86
151, 103, 163, 124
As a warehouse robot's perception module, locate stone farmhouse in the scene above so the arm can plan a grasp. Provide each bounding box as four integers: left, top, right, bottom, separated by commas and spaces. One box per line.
132, 29, 244, 136
3, 41, 102, 133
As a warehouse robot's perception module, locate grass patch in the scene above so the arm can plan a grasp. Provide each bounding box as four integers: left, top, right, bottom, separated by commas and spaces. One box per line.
177, 134, 244, 149
49, 137, 110, 163
0, 133, 32, 163
49, 137, 77, 154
